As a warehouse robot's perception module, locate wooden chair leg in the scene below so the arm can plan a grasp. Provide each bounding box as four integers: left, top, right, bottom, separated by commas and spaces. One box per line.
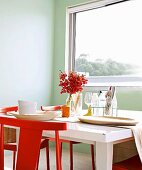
69, 142, 73, 170
91, 144, 95, 170
13, 151, 16, 170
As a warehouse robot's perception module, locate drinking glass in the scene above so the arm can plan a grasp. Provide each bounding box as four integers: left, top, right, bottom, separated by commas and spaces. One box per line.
84, 92, 93, 108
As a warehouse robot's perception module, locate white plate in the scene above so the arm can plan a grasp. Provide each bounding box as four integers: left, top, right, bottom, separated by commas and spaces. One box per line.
78, 116, 138, 126
8, 111, 61, 121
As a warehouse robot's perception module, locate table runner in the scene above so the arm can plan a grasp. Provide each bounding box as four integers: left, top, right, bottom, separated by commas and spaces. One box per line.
111, 123, 142, 163
130, 124, 142, 163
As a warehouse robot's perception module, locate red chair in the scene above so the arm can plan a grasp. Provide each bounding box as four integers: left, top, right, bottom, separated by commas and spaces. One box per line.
41, 105, 95, 170
0, 106, 49, 170
113, 155, 142, 170
0, 115, 67, 170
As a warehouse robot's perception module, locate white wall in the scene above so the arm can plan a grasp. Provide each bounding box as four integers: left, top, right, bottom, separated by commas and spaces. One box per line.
0, 0, 55, 108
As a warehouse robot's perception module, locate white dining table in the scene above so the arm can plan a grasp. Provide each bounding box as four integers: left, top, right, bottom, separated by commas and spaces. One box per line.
43, 110, 142, 170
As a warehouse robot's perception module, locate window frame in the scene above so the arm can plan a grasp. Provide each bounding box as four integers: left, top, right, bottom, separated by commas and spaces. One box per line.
65, 0, 142, 87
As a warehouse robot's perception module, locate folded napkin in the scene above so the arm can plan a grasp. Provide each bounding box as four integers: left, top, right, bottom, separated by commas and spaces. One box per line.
131, 124, 142, 163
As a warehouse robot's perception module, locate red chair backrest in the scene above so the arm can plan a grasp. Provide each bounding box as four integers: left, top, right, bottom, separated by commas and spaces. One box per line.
0, 115, 67, 170
0, 106, 18, 114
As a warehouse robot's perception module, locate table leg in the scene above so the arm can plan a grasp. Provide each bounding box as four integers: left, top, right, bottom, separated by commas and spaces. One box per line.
95, 142, 113, 170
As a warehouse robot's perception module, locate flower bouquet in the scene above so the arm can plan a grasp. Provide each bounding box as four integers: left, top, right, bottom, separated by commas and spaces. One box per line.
59, 71, 88, 114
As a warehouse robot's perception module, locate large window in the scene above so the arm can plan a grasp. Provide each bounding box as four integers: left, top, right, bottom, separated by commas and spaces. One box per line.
66, 0, 142, 86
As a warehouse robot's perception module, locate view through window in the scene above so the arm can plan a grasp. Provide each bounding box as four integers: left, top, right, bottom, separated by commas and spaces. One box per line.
73, 0, 142, 85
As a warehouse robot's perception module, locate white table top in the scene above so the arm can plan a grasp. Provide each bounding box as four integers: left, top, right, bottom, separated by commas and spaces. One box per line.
43, 110, 142, 144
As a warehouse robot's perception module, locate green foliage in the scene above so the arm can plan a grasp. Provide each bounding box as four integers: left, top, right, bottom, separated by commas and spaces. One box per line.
75, 55, 134, 76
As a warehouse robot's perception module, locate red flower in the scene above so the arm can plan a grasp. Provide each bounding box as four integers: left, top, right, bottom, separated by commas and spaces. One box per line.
59, 71, 88, 94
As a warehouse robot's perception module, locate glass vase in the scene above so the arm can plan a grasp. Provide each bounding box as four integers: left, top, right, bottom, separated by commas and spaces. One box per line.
71, 92, 82, 116
66, 94, 72, 107
63, 94, 72, 117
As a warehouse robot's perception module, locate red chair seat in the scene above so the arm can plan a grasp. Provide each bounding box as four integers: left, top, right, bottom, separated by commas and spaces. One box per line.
0, 106, 50, 170
113, 155, 142, 170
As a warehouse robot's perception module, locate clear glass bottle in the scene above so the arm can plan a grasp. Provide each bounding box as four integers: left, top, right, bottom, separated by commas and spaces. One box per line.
112, 92, 118, 117
92, 92, 99, 116
98, 91, 106, 116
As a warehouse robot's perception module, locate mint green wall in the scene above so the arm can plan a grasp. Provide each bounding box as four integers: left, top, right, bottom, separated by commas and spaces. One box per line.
53, 0, 92, 105
117, 88, 142, 111
0, 0, 55, 108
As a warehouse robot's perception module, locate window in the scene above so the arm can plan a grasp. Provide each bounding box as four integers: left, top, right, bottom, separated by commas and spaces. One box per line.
66, 0, 142, 86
